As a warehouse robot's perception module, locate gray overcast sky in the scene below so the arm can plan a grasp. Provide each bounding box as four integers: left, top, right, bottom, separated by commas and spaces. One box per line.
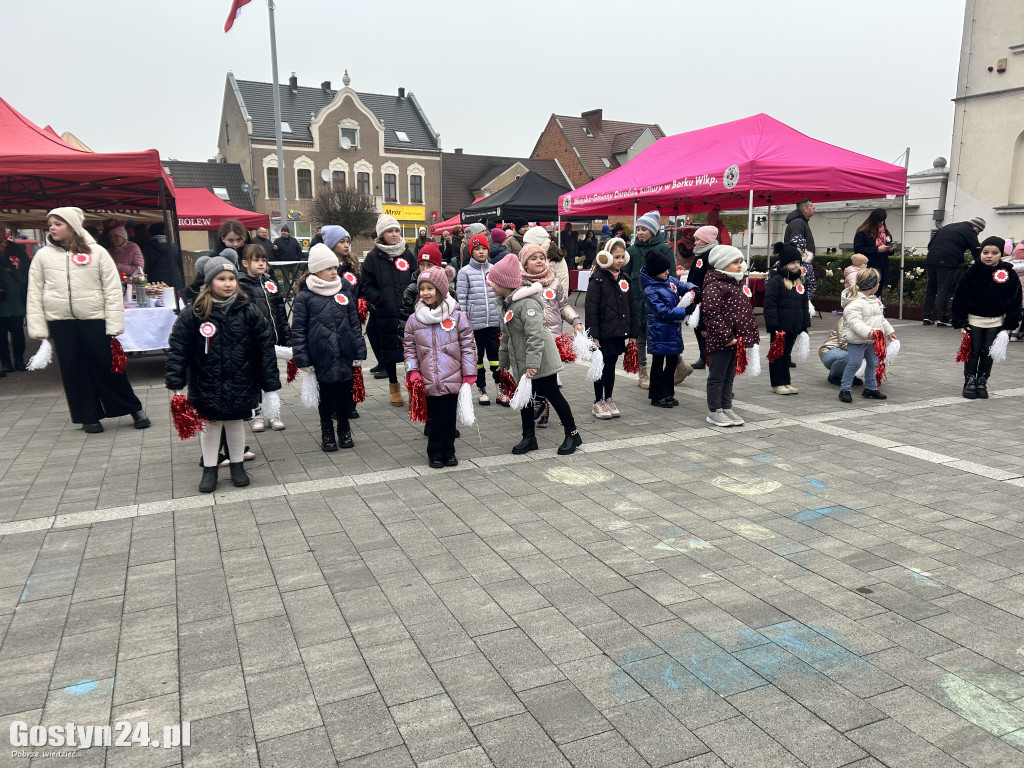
4, 0, 964, 174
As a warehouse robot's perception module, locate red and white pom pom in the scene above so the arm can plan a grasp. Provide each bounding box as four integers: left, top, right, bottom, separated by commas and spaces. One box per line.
499, 367, 518, 399
572, 328, 595, 362
792, 331, 810, 363
955, 330, 972, 363
767, 330, 787, 362
734, 339, 748, 374
27, 339, 53, 370
989, 329, 1010, 363
685, 303, 700, 328
623, 340, 639, 373
262, 390, 281, 421
872, 330, 888, 384
357, 298, 369, 325
109, 337, 127, 374
301, 371, 319, 408
275, 345, 293, 360
679, 290, 696, 309
457, 382, 476, 426
286, 358, 298, 383
586, 346, 605, 382
509, 374, 534, 411
748, 343, 762, 376
170, 392, 207, 441
352, 365, 366, 403
808, 300, 817, 316
555, 333, 576, 363
407, 374, 428, 422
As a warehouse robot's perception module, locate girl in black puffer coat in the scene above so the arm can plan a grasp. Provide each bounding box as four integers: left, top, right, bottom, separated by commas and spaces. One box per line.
763, 242, 811, 394
584, 238, 637, 419
292, 244, 367, 452
166, 256, 280, 493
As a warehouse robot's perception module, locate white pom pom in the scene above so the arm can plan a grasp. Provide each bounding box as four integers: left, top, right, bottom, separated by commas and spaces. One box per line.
300, 372, 319, 408
749, 343, 761, 377
808, 300, 817, 317
573, 328, 594, 362
989, 330, 1010, 363
275, 345, 293, 361
456, 382, 476, 426
262, 390, 281, 421
586, 347, 604, 382
679, 290, 695, 309
27, 339, 53, 370
885, 338, 901, 362
793, 331, 810, 362
856, 360, 867, 379
685, 303, 701, 328
509, 374, 533, 411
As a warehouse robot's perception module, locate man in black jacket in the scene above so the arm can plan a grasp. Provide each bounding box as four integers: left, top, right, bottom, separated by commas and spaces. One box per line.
923, 217, 984, 326
783, 199, 815, 255
252, 227, 274, 260
272, 225, 304, 261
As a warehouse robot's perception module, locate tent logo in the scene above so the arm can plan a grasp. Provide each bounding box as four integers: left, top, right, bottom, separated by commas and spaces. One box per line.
723, 165, 740, 189
562, 195, 571, 212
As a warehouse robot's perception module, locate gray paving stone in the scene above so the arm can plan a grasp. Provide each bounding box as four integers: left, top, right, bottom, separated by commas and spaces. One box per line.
389, 693, 478, 763
845, 718, 965, 768
178, 616, 239, 675
236, 615, 302, 674
322, 692, 404, 763
418, 746, 494, 768
119, 606, 177, 661
179, 709, 259, 768
559, 729, 650, 768
50, 625, 120, 690
256, 726, 337, 768
519, 680, 611, 744
244, 663, 322, 742
180, 663, 248, 723
604, 696, 708, 767
361, 638, 444, 707
472, 712, 571, 768
475, 628, 564, 692
112, 649, 179, 707
299, 637, 377, 706
695, 715, 805, 768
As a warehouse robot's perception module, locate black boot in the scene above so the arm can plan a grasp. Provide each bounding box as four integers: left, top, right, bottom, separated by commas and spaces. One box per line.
838, 390, 852, 403
512, 425, 538, 455
229, 462, 249, 487
321, 421, 338, 452
199, 465, 218, 493
132, 410, 151, 429
975, 374, 989, 399
557, 429, 583, 455
338, 429, 354, 449
962, 374, 978, 399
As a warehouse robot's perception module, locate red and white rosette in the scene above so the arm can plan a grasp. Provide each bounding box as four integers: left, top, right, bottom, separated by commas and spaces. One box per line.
543, 287, 556, 301
668, 282, 677, 293
199, 321, 216, 354
801, 265, 808, 276
335, 293, 350, 306
993, 268, 1010, 284
618, 279, 629, 293
796, 284, 805, 295
264, 280, 278, 294
503, 309, 514, 323
395, 258, 410, 272
742, 285, 753, 298
484, 275, 493, 287
71, 252, 92, 266
440, 317, 455, 332
695, 259, 703, 269
343, 272, 358, 286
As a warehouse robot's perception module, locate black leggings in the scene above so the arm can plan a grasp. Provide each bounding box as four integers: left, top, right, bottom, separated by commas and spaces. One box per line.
768, 331, 797, 387
593, 351, 620, 402
965, 325, 1002, 378
649, 354, 679, 401
474, 327, 500, 390
521, 375, 576, 435
426, 393, 458, 460
318, 379, 352, 433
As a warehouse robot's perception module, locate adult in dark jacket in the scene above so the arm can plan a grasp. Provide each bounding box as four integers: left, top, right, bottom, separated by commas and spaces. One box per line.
580, 231, 598, 268
251, 228, 275, 260
763, 243, 811, 394
923, 217, 985, 325
504, 218, 528, 256
488, 228, 509, 264
361, 214, 416, 405
687, 225, 717, 367
852, 209, 895, 302
623, 210, 674, 388
561, 223, 579, 266
442, 227, 464, 267
413, 228, 430, 259
272, 226, 304, 261
783, 199, 815, 255
141, 223, 176, 286
0, 230, 30, 373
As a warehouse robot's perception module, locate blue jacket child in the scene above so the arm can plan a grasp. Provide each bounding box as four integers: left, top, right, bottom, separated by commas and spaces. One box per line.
641, 260, 697, 356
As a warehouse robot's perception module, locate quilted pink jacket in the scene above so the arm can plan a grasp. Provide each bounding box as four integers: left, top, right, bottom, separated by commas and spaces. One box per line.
403, 297, 477, 396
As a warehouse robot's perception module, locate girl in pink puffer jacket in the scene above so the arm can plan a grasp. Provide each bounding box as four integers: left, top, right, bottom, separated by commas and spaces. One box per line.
403, 266, 477, 468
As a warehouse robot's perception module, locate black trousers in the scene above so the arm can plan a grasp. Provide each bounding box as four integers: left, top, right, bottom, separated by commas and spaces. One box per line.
965, 325, 1002, 378
649, 354, 679, 402
48, 319, 142, 423
0, 315, 26, 368
521, 375, 576, 435
426, 393, 458, 460
707, 349, 737, 411
593, 351, 620, 402
474, 327, 500, 390
768, 331, 796, 387
923, 266, 956, 322
694, 313, 707, 360
318, 379, 352, 434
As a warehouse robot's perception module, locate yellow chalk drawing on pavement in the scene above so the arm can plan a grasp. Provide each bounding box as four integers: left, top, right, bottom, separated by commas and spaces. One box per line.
711, 476, 782, 496
542, 467, 614, 486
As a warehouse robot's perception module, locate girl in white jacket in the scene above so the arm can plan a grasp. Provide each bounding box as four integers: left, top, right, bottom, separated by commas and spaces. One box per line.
838, 268, 897, 403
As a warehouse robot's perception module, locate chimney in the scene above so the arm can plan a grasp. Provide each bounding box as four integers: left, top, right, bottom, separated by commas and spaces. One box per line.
398, 87, 406, 98
288, 72, 298, 93
321, 80, 331, 93
582, 108, 603, 133
454, 148, 463, 155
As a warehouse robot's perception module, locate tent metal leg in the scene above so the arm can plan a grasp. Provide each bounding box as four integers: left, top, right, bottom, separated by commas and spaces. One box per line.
746, 190, 754, 261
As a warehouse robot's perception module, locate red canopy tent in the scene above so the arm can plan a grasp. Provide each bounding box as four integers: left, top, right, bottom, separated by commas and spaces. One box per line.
175, 187, 269, 231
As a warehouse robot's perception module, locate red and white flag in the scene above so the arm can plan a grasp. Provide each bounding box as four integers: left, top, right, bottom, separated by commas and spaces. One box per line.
224, 0, 252, 32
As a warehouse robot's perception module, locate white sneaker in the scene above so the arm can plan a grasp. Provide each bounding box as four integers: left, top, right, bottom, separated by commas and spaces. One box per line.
772, 386, 792, 395
479, 391, 490, 405
706, 410, 733, 427
218, 457, 230, 467
592, 400, 613, 420
244, 449, 256, 461
250, 417, 266, 433
269, 418, 285, 431
605, 399, 621, 418
723, 409, 745, 426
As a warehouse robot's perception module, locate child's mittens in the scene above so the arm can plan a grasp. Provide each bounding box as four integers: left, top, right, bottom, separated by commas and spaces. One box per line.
409, 370, 423, 384
462, 376, 476, 385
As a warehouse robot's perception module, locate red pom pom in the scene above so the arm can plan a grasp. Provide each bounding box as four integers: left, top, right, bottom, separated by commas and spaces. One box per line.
406, 373, 428, 422
170, 393, 208, 441
352, 365, 366, 403
734, 337, 748, 374
955, 330, 972, 363
555, 333, 576, 363
872, 330, 888, 384
110, 337, 127, 374
767, 330, 786, 362
624, 340, 639, 373
499, 367, 518, 400
286, 358, 298, 383
358, 298, 369, 326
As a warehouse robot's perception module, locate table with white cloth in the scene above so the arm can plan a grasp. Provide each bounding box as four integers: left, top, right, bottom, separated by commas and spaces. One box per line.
118, 307, 177, 352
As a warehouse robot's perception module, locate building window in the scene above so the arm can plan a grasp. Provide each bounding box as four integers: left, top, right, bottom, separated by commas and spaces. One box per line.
357, 172, 371, 195
383, 173, 397, 202
212, 186, 230, 200
1010, 130, 1024, 205
266, 167, 279, 197
297, 168, 312, 198
340, 123, 359, 148
410, 174, 423, 204
395, 131, 410, 143
332, 170, 346, 188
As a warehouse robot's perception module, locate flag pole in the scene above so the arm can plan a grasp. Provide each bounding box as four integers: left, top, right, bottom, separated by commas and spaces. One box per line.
268, 0, 286, 238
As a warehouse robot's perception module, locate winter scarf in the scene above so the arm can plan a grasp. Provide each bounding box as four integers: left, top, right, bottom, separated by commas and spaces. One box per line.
522, 264, 556, 287
306, 273, 342, 296
414, 296, 457, 325
376, 240, 407, 258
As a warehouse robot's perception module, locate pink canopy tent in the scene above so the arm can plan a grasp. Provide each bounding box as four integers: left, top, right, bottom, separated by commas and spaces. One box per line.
558, 113, 906, 218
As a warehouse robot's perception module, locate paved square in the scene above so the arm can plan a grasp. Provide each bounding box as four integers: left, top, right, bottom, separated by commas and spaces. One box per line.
2, 315, 1023, 767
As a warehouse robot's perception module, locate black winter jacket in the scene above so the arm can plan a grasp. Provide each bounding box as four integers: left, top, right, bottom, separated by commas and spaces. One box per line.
361, 246, 416, 365
291, 287, 367, 383
951, 260, 1024, 330
624, 233, 675, 326
272, 235, 303, 261
165, 296, 280, 421
852, 229, 894, 271
927, 221, 982, 268
488, 242, 509, 264
783, 210, 815, 254
251, 236, 274, 261
141, 237, 176, 286
763, 266, 811, 335
585, 269, 638, 342
237, 272, 291, 346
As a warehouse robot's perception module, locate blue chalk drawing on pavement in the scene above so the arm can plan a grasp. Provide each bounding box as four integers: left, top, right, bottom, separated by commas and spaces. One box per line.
754, 456, 776, 461
793, 506, 857, 524
64, 680, 99, 695
806, 477, 827, 489
940, 674, 1024, 737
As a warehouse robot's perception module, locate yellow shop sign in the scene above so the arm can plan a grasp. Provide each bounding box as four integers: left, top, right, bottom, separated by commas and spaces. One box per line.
381, 204, 426, 221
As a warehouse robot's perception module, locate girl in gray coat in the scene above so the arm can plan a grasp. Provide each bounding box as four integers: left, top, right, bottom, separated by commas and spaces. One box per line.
456, 233, 501, 405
